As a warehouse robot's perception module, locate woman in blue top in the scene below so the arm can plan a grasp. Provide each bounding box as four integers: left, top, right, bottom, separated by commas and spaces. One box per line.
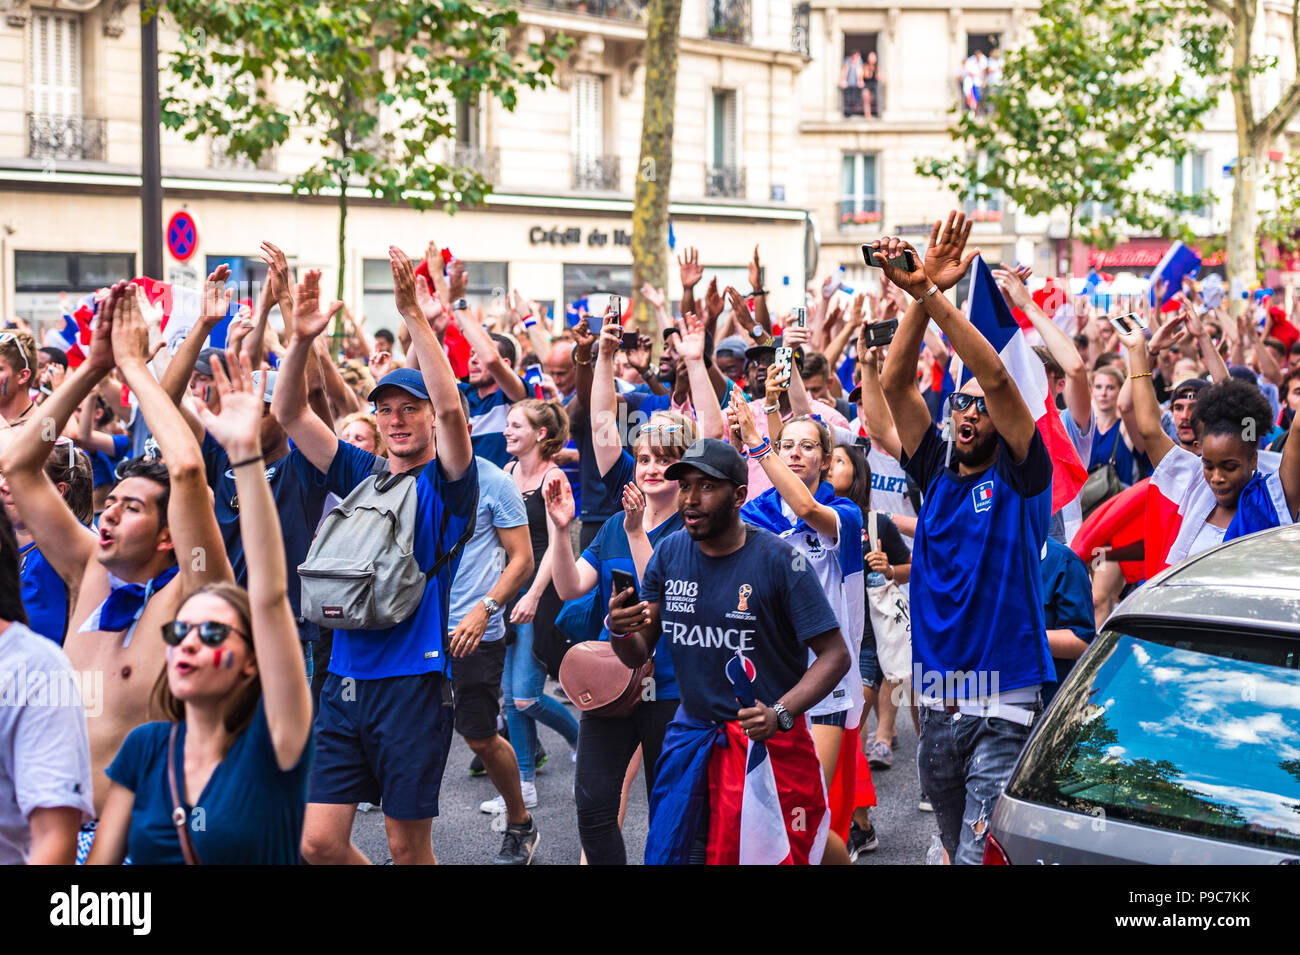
545, 410, 694, 866
89, 352, 313, 865
1, 437, 93, 645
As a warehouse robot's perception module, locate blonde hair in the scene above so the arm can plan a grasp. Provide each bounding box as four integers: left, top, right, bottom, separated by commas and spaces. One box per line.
338, 411, 386, 456
514, 398, 570, 459
632, 409, 696, 461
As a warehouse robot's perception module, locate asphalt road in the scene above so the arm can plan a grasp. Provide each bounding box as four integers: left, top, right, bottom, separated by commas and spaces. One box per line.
353, 681, 940, 865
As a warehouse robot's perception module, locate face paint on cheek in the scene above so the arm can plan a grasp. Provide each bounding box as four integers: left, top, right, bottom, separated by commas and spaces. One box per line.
204, 386, 210, 404
212, 648, 223, 668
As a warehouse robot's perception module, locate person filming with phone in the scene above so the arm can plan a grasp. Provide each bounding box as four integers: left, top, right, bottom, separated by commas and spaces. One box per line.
871, 213, 1055, 866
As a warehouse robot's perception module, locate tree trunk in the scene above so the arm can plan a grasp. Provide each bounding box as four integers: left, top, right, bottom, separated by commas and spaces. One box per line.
631, 0, 683, 336
334, 162, 349, 352
1228, 130, 1263, 301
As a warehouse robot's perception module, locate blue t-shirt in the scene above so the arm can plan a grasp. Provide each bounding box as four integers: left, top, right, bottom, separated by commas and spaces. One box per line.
641, 526, 841, 724
1040, 538, 1096, 704
19, 543, 67, 645
902, 425, 1055, 699
1089, 419, 1151, 486
580, 509, 685, 701
203, 435, 330, 638
573, 392, 652, 524
323, 440, 478, 680
105, 700, 311, 865
447, 457, 528, 643
91, 433, 131, 488
460, 383, 511, 468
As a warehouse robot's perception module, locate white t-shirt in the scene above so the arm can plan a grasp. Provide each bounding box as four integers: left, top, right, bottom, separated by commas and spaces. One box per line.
1187, 519, 1227, 558
0, 621, 95, 863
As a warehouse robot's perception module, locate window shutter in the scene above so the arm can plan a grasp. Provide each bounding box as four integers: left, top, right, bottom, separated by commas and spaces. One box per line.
723, 91, 737, 168
573, 74, 603, 163
31, 11, 81, 118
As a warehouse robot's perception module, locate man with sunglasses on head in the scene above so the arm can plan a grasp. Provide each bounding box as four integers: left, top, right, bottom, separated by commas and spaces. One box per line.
873, 213, 1055, 866
0, 282, 233, 862
0, 330, 39, 428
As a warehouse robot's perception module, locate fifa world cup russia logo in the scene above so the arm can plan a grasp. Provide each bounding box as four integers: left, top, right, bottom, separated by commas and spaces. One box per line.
738, 584, 753, 612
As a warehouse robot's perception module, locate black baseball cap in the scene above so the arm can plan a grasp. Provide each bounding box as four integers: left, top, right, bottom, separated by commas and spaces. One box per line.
194, 348, 228, 377
664, 438, 748, 486
1170, 377, 1208, 403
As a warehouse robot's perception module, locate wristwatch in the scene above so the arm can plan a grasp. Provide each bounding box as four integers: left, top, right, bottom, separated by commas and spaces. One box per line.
481, 596, 502, 617
772, 701, 795, 732
452, 297, 470, 311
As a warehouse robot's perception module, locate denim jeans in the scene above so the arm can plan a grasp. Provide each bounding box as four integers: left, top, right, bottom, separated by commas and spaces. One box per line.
503, 620, 579, 782
916, 702, 1040, 865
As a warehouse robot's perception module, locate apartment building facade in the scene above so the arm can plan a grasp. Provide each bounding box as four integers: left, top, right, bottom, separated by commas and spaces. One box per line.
0, 0, 814, 332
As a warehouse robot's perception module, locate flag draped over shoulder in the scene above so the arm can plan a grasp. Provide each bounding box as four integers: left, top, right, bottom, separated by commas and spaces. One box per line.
962, 257, 1087, 514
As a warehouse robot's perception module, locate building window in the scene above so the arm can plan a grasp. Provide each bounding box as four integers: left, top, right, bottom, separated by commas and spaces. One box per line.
1175, 150, 1211, 218
964, 152, 1004, 222
707, 89, 744, 197
563, 263, 633, 313
452, 94, 499, 183
205, 255, 275, 306
28, 10, 104, 160
572, 73, 618, 190
840, 33, 880, 117
708, 0, 751, 43
840, 153, 881, 229
961, 33, 1003, 114
362, 258, 507, 328
14, 251, 135, 329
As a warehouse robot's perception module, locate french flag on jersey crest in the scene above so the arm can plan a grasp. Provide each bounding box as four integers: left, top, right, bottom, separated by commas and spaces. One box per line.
959, 256, 1087, 514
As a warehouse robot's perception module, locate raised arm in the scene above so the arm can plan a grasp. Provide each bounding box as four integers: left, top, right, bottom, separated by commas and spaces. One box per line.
1112, 324, 1175, 468
591, 318, 625, 478
195, 353, 311, 769
159, 265, 230, 406
855, 331, 903, 460
678, 247, 702, 321
390, 247, 473, 480
443, 259, 526, 403
543, 474, 600, 600
677, 311, 724, 440
995, 267, 1091, 432
748, 246, 772, 337
729, 389, 839, 539
0, 284, 124, 580
113, 285, 232, 592
270, 271, 344, 475
1279, 400, 1300, 520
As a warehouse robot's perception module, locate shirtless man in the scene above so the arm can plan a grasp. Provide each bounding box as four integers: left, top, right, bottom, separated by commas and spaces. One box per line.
0, 282, 231, 859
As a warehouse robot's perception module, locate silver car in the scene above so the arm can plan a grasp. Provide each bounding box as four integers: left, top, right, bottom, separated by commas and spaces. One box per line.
986, 524, 1300, 864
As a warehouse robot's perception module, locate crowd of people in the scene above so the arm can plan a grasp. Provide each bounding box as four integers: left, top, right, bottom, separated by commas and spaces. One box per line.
1, 209, 1297, 866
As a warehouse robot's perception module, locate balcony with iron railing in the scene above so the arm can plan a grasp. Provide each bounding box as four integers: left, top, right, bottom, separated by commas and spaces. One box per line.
28, 113, 106, 161
707, 0, 750, 43
209, 136, 276, 172
450, 143, 501, 185
838, 196, 883, 231
522, 0, 646, 23
706, 165, 746, 199
840, 82, 884, 119
964, 194, 1004, 225
792, 2, 810, 55
573, 154, 621, 191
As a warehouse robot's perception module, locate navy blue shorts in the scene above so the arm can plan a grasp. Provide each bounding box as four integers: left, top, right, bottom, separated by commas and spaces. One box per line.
309, 671, 455, 821
859, 641, 883, 691
811, 710, 848, 727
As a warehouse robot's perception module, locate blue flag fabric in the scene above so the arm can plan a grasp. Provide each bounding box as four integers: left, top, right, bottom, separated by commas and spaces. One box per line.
1224, 472, 1285, 542
77, 564, 180, 646
1148, 241, 1201, 308
644, 708, 722, 865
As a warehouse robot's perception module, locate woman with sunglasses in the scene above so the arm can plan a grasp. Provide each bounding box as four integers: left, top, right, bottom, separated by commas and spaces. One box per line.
728, 386, 865, 866
88, 353, 313, 865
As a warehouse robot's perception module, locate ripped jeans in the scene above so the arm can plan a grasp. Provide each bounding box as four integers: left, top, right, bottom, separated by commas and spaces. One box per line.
503, 620, 579, 782
916, 702, 1039, 865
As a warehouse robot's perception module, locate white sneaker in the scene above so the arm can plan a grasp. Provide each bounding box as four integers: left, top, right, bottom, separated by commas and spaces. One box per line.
480, 781, 538, 814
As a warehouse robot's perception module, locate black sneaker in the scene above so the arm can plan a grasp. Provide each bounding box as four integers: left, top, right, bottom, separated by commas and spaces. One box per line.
847, 821, 879, 862
493, 816, 540, 866
468, 754, 486, 777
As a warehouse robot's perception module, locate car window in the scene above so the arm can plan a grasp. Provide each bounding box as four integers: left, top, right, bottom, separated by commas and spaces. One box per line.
1009, 628, 1300, 852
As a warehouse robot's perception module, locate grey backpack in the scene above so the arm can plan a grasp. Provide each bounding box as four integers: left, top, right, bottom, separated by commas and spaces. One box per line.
298, 458, 469, 630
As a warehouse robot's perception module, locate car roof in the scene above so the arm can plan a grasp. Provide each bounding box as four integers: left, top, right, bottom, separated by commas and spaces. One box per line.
1109, 524, 1300, 637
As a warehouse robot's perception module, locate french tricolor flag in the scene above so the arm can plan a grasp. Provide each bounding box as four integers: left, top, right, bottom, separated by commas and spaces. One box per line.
960, 257, 1087, 514
1147, 241, 1200, 308
44, 294, 96, 367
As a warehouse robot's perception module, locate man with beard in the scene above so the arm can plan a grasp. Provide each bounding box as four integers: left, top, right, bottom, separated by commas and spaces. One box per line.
874, 213, 1053, 866
608, 438, 849, 864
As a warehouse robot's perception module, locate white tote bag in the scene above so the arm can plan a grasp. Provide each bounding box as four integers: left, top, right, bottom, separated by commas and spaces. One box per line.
866, 511, 912, 684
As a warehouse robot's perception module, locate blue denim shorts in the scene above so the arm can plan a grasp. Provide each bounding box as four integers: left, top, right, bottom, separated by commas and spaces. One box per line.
858, 641, 883, 691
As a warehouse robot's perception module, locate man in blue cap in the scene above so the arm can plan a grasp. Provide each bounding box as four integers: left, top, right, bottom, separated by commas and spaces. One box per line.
273, 259, 477, 866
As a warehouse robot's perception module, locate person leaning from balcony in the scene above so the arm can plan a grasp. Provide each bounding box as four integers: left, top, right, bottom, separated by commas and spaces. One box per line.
863, 50, 879, 117
88, 352, 313, 865
840, 50, 865, 117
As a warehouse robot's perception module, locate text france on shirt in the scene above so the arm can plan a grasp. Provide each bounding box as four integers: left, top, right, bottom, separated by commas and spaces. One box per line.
660, 577, 756, 652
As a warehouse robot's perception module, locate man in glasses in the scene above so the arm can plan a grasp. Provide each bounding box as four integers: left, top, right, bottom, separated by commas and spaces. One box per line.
874, 213, 1054, 866
0, 282, 232, 861
0, 330, 38, 427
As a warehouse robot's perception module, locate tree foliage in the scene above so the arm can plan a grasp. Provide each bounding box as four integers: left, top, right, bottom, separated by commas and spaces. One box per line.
157, 0, 570, 294
917, 0, 1218, 251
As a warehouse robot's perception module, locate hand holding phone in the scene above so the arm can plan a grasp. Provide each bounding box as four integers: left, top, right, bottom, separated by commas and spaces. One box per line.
610, 569, 639, 606
773, 346, 794, 380
862, 318, 899, 349
791, 306, 807, 328
861, 244, 917, 272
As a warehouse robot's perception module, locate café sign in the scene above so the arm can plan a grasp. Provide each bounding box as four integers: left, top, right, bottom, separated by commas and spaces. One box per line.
529, 225, 632, 248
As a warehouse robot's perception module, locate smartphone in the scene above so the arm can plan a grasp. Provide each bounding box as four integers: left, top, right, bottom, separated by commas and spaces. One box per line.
619, 331, 640, 350
611, 569, 639, 604
1108, 312, 1148, 335
861, 244, 917, 272
862, 318, 899, 349
773, 346, 794, 379
609, 295, 623, 322
791, 306, 807, 328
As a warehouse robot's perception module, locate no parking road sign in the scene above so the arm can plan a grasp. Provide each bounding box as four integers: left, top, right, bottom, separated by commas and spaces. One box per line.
167, 210, 199, 262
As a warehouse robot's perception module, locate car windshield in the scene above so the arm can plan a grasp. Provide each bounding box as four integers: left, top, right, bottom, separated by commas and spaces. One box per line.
1008, 626, 1300, 852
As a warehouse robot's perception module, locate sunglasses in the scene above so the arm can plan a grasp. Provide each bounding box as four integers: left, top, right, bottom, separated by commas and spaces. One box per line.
640, 423, 683, 435
161, 620, 249, 647
950, 393, 988, 415
0, 333, 31, 376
